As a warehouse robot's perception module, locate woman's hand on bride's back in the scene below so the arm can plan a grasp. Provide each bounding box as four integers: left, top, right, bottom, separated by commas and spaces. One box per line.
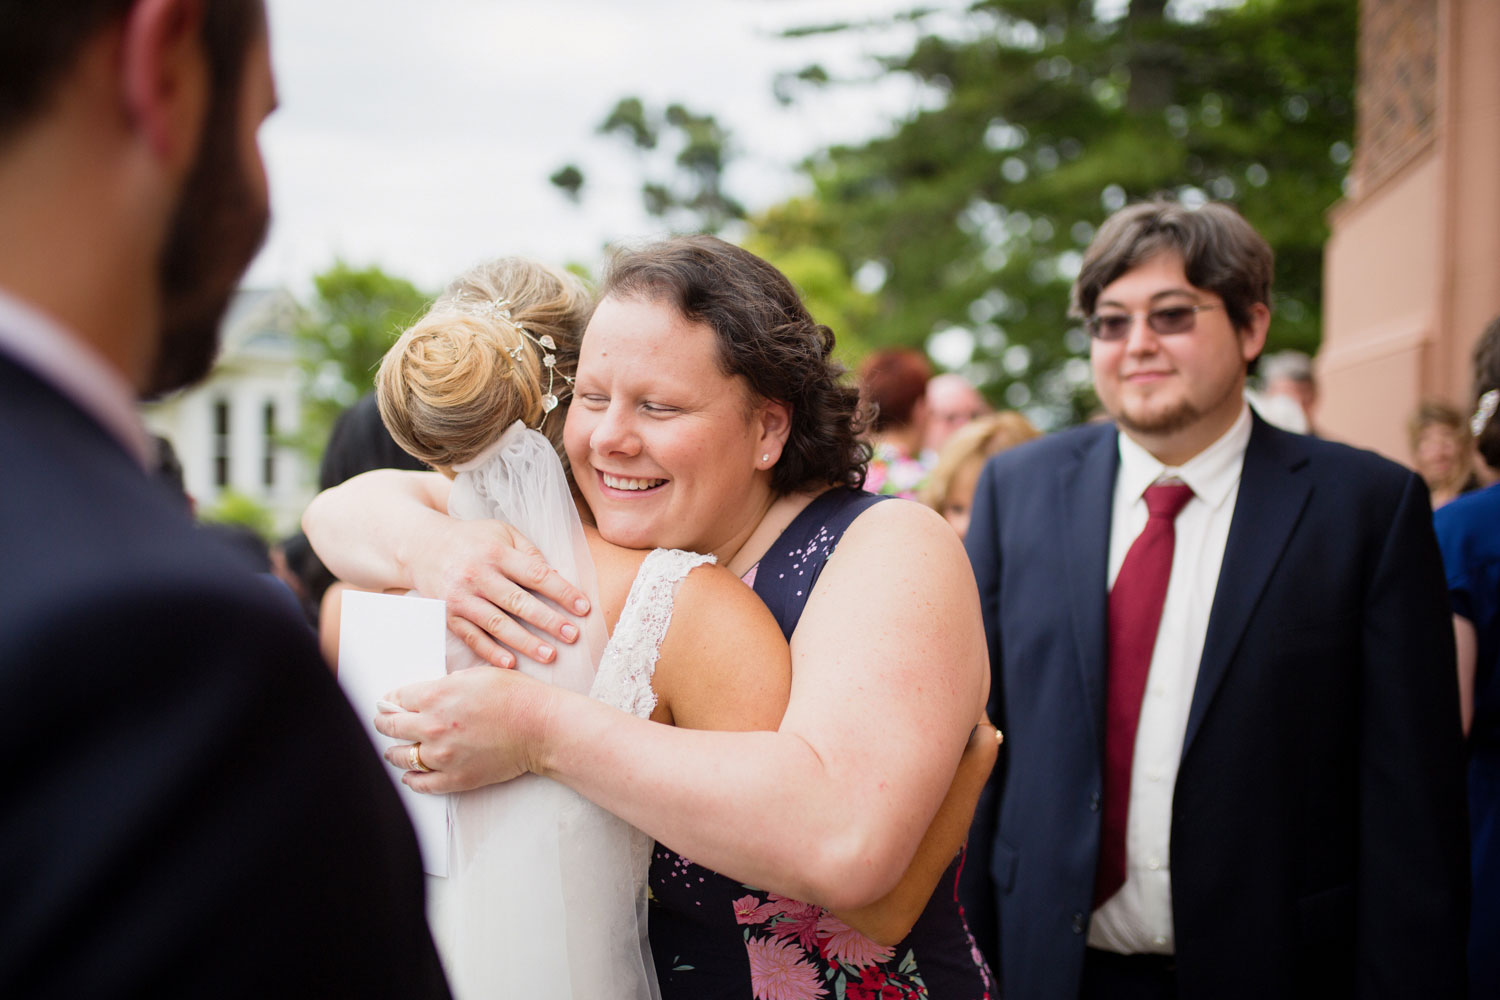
373, 667, 561, 793
304, 469, 592, 669
412, 516, 590, 670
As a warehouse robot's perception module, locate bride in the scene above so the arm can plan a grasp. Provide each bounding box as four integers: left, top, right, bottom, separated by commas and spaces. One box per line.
357, 257, 994, 999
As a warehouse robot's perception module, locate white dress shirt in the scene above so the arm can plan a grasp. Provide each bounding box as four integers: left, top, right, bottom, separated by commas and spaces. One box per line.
0, 287, 152, 468
1087, 403, 1252, 954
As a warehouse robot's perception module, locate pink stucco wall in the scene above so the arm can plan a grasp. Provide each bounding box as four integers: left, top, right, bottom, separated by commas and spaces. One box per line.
1320, 154, 1440, 463
1319, 0, 1500, 465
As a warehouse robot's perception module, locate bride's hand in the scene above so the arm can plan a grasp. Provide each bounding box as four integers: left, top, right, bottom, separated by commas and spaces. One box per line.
373, 667, 561, 794
407, 516, 592, 670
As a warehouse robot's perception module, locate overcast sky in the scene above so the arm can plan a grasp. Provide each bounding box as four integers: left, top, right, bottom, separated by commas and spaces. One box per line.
245, 0, 962, 294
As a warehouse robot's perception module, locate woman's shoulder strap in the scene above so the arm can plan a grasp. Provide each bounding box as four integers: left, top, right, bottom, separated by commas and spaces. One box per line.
753, 488, 892, 640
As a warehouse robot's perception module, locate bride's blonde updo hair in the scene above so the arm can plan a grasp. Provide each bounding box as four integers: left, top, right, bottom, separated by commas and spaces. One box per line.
376, 257, 592, 473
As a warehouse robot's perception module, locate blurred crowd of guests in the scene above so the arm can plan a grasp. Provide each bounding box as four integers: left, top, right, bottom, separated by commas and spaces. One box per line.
855, 348, 1042, 538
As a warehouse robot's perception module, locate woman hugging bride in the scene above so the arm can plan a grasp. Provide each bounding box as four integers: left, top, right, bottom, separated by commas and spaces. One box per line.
320, 242, 996, 1000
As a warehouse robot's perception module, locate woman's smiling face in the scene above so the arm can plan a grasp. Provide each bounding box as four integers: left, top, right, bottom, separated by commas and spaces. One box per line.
564, 294, 785, 558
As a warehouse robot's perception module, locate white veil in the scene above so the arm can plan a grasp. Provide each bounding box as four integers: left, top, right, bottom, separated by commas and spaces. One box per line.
428, 421, 659, 1000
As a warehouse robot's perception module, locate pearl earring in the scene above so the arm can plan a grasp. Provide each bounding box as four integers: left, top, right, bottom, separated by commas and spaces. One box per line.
761, 454, 771, 463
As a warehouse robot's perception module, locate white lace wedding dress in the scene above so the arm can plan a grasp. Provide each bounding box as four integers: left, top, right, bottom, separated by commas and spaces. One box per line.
426, 421, 711, 1000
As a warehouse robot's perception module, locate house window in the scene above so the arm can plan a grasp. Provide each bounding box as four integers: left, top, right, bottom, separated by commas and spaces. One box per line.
212, 399, 230, 488
262, 401, 277, 489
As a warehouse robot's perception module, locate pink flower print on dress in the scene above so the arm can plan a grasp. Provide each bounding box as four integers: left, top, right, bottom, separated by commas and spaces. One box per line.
765, 894, 819, 919
845, 965, 914, 1000
733, 894, 777, 925
815, 913, 897, 969
745, 935, 829, 1000
768, 906, 823, 951
967, 933, 986, 973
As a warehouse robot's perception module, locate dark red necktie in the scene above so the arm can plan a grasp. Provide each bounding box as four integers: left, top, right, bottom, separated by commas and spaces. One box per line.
1094, 481, 1194, 908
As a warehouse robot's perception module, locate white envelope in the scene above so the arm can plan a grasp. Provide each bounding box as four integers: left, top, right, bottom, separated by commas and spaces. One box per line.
337, 590, 449, 877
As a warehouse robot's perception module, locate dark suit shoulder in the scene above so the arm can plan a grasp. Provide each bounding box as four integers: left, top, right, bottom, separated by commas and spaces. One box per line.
0, 465, 283, 631
982, 420, 1115, 479
0, 364, 450, 997
1255, 418, 1411, 480
1249, 418, 1425, 508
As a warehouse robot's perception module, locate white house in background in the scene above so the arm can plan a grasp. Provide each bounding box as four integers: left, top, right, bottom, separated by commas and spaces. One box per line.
142, 287, 311, 536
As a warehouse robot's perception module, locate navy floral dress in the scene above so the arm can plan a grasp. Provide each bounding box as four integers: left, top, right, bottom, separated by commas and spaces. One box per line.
648, 488, 995, 1000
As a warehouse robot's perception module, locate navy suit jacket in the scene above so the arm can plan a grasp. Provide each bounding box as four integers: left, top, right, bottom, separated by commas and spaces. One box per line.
958, 415, 1468, 999
0, 355, 450, 997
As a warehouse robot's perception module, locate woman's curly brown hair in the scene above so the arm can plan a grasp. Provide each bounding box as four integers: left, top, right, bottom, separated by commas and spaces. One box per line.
599, 235, 870, 495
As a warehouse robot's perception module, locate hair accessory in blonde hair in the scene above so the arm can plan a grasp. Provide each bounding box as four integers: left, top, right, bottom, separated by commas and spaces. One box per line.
452, 292, 575, 423
1473, 388, 1499, 437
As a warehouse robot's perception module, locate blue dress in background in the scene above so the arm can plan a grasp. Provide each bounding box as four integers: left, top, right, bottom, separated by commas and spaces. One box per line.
1434, 481, 1500, 997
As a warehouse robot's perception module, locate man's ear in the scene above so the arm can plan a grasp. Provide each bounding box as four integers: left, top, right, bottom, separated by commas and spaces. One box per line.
1239, 301, 1271, 365
120, 0, 208, 168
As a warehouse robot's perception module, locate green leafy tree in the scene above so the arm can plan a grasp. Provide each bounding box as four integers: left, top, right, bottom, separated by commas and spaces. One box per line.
759, 0, 1355, 425
551, 97, 745, 235
551, 109, 875, 361
549, 164, 585, 203
293, 262, 431, 456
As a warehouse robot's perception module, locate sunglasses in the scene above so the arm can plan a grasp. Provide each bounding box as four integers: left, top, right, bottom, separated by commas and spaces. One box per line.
1086, 303, 1220, 342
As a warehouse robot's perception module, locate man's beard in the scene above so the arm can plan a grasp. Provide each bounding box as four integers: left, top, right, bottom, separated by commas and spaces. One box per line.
143, 92, 269, 399
1112, 397, 1202, 439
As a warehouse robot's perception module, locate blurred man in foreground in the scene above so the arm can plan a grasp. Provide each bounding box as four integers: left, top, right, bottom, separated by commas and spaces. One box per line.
0, 2, 448, 994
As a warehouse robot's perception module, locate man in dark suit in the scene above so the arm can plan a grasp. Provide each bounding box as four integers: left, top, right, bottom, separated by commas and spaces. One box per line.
0, 2, 448, 995
959, 200, 1468, 998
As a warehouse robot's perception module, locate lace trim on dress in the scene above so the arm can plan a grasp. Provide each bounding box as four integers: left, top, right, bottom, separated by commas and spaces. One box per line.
590, 548, 715, 718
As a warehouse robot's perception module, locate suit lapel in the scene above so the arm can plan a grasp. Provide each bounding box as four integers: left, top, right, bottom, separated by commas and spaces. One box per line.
1183, 416, 1312, 756
1057, 426, 1119, 747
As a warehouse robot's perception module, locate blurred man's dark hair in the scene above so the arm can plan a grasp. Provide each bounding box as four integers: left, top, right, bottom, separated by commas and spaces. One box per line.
0, 1, 263, 149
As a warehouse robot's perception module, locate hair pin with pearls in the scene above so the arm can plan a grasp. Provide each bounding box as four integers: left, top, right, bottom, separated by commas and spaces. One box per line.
452, 292, 575, 423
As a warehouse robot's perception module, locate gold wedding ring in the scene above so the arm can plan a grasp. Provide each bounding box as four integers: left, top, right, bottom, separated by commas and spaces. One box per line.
408, 743, 433, 773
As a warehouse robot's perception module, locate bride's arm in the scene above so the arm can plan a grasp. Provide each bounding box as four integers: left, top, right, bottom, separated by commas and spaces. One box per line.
379, 501, 988, 912
644, 562, 789, 733
303, 469, 591, 667
302, 470, 451, 588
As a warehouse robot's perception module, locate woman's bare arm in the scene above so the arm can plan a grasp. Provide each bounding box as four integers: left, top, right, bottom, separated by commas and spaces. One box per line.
1455, 613, 1477, 737
377, 500, 989, 912
602, 549, 992, 944
836, 719, 997, 945
303, 469, 590, 667
302, 470, 452, 588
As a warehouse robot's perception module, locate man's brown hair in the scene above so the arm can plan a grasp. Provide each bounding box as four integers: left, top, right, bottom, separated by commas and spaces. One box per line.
1072, 199, 1274, 337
